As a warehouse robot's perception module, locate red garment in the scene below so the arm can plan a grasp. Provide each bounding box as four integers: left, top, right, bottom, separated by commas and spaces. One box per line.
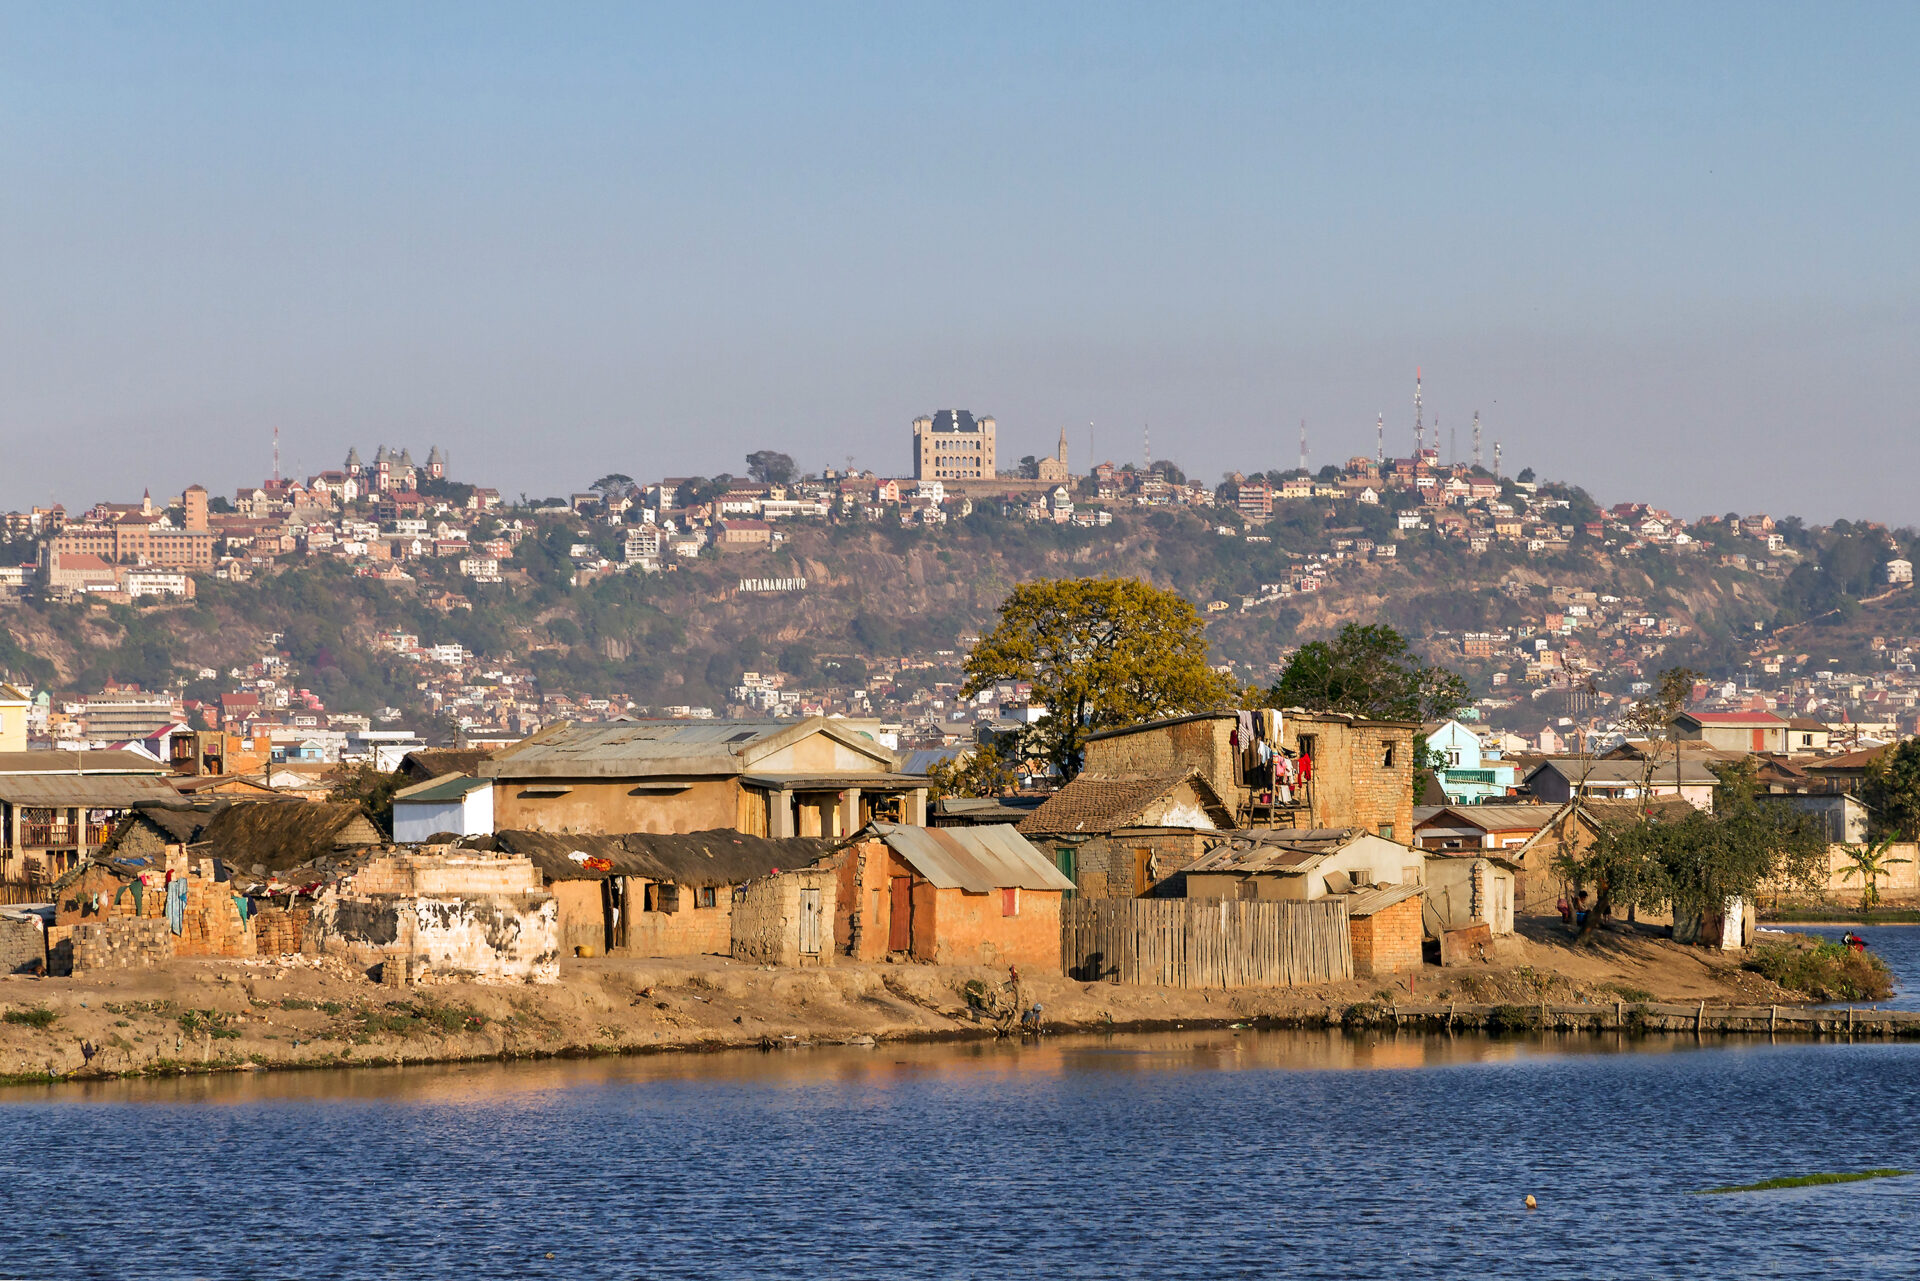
1298, 751, 1312, 783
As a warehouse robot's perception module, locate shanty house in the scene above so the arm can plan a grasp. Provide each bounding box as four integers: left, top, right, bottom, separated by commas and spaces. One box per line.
828, 823, 1076, 969
480, 718, 929, 839
1015, 771, 1232, 897
730, 865, 839, 967
1182, 828, 1422, 901
485, 828, 834, 958
392, 774, 493, 842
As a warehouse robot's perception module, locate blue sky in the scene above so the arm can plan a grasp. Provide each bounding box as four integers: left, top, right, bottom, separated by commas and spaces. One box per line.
2, 3, 1915, 521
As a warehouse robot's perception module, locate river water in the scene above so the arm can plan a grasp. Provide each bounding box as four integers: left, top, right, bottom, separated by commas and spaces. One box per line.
1779, 923, 1920, 1009
3, 1028, 1918, 1279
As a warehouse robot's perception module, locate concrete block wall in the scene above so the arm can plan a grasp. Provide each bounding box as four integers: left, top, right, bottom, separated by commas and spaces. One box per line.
1350, 895, 1423, 976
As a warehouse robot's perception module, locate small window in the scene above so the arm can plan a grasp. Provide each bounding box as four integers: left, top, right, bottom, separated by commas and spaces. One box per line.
1378, 824, 1394, 840
1002, 887, 1020, 917
697, 886, 717, 909
1382, 743, 1397, 768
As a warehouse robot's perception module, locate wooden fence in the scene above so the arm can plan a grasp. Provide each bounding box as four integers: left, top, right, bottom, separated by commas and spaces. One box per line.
1061, 897, 1352, 988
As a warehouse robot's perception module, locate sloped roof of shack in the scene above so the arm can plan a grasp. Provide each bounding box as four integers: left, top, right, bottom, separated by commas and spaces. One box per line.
478, 828, 836, 888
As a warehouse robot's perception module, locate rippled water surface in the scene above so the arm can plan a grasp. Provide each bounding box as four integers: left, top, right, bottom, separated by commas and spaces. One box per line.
1787, 923, 1920, 1008
4, 1029, 1918, 1279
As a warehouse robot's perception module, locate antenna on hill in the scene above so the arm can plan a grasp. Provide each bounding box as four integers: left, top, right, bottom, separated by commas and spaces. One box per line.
1494, 441, 1503, 479
1143, 423, 1151, 471
1414, 368, 1424, 456
1447, 419, 1455, 467
1376, 413, 1384, 467
1473, 410, 1483, 470
273, 426, 281, 485
1299, 419, 1308, 473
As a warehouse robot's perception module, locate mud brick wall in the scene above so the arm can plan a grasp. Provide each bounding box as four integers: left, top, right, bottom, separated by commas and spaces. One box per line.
731, 870, 836, 967
66, 918, 172, 972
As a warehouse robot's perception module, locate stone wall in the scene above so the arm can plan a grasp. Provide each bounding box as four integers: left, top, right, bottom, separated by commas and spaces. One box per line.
0, 914, 46, 974
1351, 895, 1423, 976
731, 869, 837, 967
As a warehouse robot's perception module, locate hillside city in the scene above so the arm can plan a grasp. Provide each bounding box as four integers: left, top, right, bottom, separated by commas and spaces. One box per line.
2, 395, 1917, 780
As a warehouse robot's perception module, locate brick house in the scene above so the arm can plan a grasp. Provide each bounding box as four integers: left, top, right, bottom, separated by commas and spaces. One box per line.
826, 823, 1075, 970
1080, 710, 1417, 841
1015, 771, 1232, 898
1345, 884, 1425, 976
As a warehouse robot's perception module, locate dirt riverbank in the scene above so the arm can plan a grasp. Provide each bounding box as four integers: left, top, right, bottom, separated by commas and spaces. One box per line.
0, 920, 1847, 1083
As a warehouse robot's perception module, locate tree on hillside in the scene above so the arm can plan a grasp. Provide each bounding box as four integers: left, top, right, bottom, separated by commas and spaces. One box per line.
961, 578, 1236, 778
590, 473, 634, 497
925, 736, 1023, 800
1265, 623, 1468, 723
746, 451, 795, 485
1861, 739, 1920, 840
1017, 455, 1040, 480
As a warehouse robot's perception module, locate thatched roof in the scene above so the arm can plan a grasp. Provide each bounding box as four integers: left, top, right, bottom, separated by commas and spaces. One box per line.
195, 800, 383, 875
400, 748, 492, 783
476, 828, 835, 888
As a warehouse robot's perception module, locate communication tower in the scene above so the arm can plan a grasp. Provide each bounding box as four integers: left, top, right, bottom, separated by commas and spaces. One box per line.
1299, 419, 1308, 473
1414, 368, 1424, 455
1493, 441, 1503, 479
1375, 413, 1384, 466
1472, 411, 1483, 470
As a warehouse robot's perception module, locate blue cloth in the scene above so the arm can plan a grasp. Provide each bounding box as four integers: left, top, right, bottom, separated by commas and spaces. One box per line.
166, 878, 188, 935
233, 895, 251, 925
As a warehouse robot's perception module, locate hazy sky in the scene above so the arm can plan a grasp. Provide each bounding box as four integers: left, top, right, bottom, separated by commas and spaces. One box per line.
3, 3, 1916, 522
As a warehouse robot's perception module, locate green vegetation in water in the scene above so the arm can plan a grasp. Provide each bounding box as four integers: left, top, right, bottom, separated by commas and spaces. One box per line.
1697, 1169, 1911, 1195
3, 1006, 59, 1028
1745, 941, 1894, 1001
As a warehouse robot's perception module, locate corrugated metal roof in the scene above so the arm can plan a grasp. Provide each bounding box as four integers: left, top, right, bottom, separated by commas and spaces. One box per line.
870, 822, 1076, 893
393, 772, 489, 804
0, 773, 181, 807
481, 718, 895, 779
0, 750, 169, 776
1344, 883, 1424, 918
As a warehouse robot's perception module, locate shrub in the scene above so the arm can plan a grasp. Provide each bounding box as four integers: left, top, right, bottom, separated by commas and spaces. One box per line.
1746, 942, 1894, 1002
3, 1006, 58, 1029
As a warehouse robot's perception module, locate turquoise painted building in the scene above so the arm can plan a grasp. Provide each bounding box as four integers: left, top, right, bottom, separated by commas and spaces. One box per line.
1422, 719, 1517, 805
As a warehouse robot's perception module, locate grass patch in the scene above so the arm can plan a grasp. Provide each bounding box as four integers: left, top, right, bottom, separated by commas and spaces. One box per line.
177, 1010, 242, 1040
1697, 1169, 1910, 1194
3, 1006, 59, 1029
1746, 941, 1894, 1002
1605, 984, 1654, 1003
1487, 1004, 1544, 1034
355, 1002, 490, 1039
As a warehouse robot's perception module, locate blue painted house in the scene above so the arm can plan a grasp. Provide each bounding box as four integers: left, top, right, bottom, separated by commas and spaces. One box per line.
1422, 719, 1517, 805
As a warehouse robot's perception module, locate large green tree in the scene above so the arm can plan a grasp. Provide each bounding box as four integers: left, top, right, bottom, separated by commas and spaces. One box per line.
1555, 761, 1828, 941
961, 577, 1236, 778
1265, 623, 1468, 722
1860, 738, 1920, 840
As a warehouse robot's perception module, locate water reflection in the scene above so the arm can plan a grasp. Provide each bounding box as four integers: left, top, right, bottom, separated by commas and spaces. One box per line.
9, 1024, 1743, 1108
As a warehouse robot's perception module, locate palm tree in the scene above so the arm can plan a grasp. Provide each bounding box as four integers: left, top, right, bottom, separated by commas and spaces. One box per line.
1834, 835, 1913, 914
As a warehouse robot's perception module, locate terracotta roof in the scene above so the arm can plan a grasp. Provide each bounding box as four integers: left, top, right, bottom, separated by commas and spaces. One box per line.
1808, 743, 1899, 772
1017, 772, 1232, 836
1680, 711, 1787, 725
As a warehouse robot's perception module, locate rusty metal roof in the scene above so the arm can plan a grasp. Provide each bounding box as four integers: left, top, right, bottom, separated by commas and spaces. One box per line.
481, 718, 897, 779
0, 773, 181, 808
869, 822, 1076, 893
1344, 883, 1424, 918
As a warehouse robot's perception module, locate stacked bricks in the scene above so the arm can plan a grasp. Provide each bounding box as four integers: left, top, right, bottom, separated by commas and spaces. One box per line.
67, 918, 171, 972
251, 906, 308, 956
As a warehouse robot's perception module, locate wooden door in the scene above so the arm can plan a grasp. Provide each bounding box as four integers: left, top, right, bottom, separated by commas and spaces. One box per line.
1133, 848, 1152, 897
799, 888, 822, 955
888, 877, 912, 951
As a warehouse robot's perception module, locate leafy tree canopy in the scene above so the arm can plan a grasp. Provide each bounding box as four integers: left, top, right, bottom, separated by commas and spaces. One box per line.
1861, 739, 1920, 841
746, 451, 795, 485
1265, 623, 1469, 722
590, 473, 635, 496
961, 577, 1236, 778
